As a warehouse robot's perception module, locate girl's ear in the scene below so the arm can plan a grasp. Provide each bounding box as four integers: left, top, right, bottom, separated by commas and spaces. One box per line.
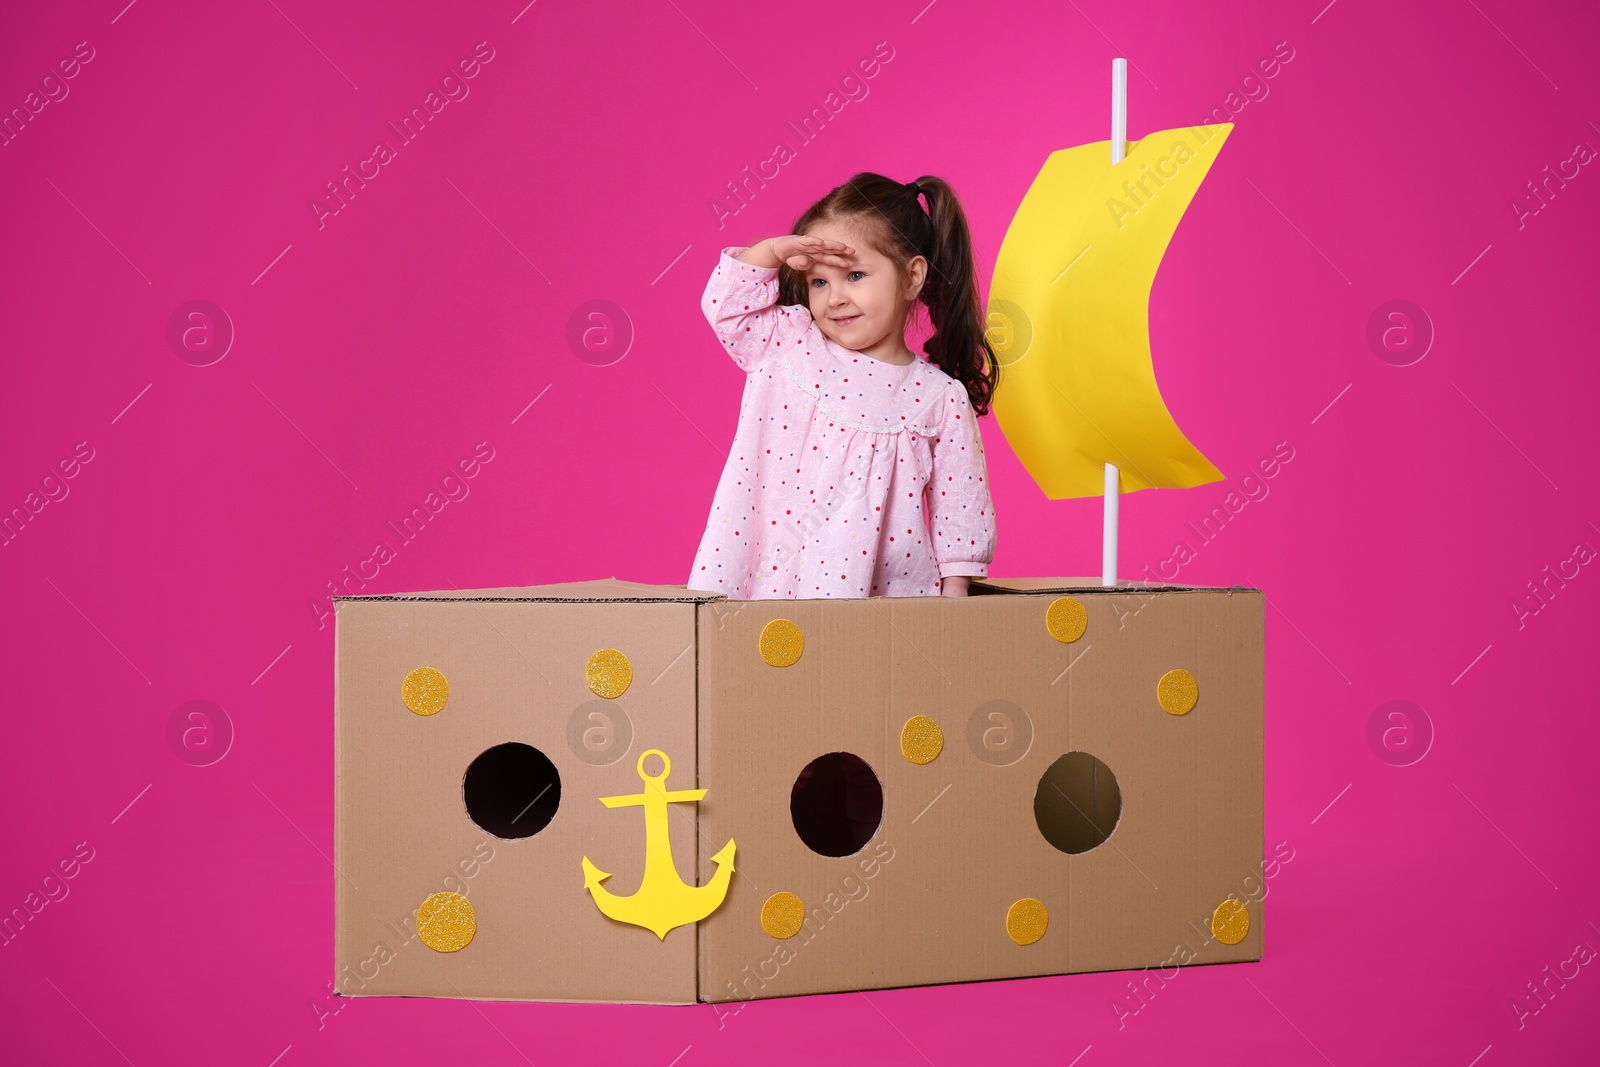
905, 255, 928, 301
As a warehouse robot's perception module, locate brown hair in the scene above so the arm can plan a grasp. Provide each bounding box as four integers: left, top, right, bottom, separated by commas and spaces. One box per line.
776, 172, 1000, 416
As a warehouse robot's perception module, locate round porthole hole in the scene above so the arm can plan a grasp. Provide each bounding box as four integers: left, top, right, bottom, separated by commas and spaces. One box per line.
1033, 751, 1121, 854
790, 751, 883, 857
463, 742, 561, 839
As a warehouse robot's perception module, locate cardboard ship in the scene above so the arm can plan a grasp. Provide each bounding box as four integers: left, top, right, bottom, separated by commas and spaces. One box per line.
332, 576, 1263, 1004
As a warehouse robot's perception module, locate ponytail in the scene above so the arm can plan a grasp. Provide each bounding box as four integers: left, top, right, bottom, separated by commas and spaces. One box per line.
910, 175, 1000, 415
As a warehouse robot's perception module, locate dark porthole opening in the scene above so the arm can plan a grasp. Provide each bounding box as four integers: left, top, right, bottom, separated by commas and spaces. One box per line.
463, 742, 561, 839
1034, 751, 1121, 854
791, 751, 883, 857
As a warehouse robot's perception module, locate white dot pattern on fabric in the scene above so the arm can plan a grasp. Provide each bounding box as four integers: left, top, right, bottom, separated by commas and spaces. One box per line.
687, 246, 997, 599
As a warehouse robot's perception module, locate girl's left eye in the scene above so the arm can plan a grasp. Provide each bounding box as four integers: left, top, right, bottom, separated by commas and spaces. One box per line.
848, 270, 865, 281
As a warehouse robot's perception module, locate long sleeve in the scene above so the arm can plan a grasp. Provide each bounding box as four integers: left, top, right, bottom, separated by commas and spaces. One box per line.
702, 246, 812, 373
926, 381, 997, 579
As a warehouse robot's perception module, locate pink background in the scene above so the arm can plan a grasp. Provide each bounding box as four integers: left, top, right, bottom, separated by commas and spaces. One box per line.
3, 0, 1597, 1063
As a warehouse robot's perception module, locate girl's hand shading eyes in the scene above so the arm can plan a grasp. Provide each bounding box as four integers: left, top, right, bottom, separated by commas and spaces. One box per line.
770, 234, 855, 272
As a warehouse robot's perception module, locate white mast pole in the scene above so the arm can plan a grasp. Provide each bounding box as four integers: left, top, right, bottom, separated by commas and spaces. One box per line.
1103, 58, 1127, 587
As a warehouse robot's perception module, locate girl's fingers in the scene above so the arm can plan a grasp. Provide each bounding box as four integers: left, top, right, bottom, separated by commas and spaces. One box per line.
784, 256, 853, 272
779, 236, 855, 271
796, 236, 855, 255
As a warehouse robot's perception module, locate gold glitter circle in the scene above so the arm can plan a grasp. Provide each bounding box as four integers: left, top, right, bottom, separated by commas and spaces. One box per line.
586, 648, 633, 699
1045, 597, 1088, 643
416, 891, 477, 952
1211, 898, 1250, 945
1157, 668, 1198, 715
900, 715, 945, 765
1006, 898, 1049, 945
401, 666, 449, 716
760, 891, 806, 939
758, 619, 804, 667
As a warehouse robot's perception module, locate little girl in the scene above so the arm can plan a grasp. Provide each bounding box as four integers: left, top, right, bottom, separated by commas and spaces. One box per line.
688, 172, 999, 599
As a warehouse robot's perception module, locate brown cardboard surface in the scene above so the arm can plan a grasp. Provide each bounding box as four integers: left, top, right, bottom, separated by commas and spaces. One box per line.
334, 579, 1264, 1003
696, 588, 1263, 1001
334, 595, 700, 1003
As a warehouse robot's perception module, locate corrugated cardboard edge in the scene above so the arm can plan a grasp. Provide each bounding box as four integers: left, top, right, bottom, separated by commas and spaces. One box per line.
332, 591, 343, 998
694, 595, 704, 1003
972, 576, 1259, 594
333, 577, 727, 603
331, 575, 1257, 603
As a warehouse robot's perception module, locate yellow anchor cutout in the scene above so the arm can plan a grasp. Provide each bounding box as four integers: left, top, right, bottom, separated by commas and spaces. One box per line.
580, 749, 736, 939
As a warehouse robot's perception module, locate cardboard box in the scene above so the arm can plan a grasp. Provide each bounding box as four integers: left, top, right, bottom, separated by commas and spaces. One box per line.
333, 577, 1264, 1004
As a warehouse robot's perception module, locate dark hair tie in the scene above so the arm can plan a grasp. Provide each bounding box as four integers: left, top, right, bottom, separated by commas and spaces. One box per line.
906, 180, 924, 198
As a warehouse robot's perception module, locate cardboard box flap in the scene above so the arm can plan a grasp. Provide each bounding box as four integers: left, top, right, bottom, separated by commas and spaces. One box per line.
972, 576, 1258, 594
333, 577, 727, 604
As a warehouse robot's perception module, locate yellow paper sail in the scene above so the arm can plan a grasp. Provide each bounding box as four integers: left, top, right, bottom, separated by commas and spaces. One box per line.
987, 123, 1233, 499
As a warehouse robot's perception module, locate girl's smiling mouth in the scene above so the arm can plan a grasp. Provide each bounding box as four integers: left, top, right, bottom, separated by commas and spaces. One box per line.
832, 314, 860, 326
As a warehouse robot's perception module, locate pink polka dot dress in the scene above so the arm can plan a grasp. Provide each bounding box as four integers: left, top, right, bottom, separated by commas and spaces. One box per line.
688, 246, 997, 599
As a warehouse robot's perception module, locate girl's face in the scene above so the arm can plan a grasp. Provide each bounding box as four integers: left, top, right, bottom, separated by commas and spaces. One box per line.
802, 219, 927, 362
